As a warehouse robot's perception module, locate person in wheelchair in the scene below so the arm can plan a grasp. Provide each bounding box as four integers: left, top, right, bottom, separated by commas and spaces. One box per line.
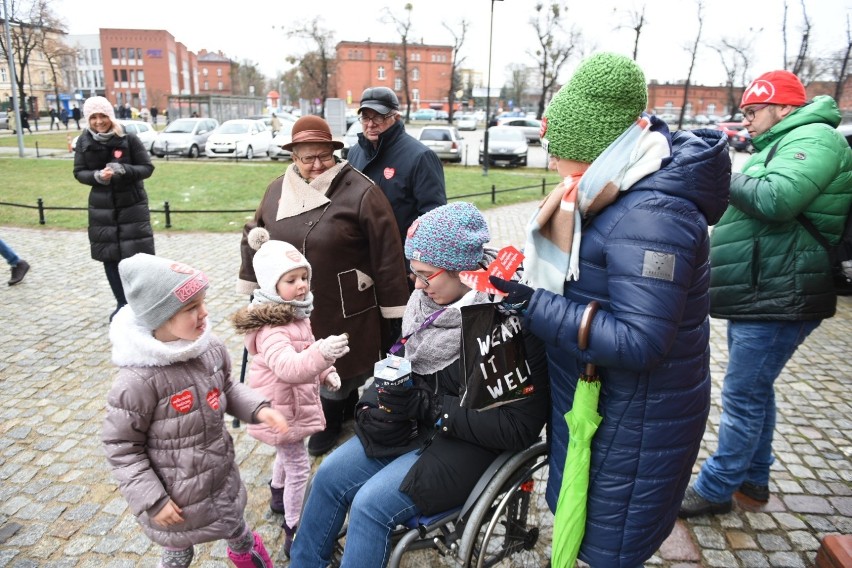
289, 202, 550, 567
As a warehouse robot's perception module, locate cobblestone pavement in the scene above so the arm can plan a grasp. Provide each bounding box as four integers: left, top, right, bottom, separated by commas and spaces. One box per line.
1, 200, 850, 567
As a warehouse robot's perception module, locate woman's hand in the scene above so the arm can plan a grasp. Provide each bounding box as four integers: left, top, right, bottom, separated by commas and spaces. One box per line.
152, 499, 184, 527
489, 276, 534, 314
257, 407, 289, 434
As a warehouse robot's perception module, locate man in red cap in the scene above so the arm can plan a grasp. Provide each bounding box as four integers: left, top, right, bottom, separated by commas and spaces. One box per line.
680, 71, 852, 517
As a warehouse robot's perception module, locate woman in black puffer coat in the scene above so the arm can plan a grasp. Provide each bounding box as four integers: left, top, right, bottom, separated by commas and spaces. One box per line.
73, 96, 155, 320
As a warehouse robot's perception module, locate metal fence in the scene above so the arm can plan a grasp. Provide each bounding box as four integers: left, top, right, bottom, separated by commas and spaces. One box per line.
0, 179, 548, 229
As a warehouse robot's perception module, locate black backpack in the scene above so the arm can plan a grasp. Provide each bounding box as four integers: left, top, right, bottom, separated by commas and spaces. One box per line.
764, 141, 852, 295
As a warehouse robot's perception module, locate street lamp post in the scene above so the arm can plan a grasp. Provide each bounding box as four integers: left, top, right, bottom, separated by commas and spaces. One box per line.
483, 0, 503, 176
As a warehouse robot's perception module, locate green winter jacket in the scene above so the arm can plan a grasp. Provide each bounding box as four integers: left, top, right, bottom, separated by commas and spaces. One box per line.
710, 95, 852, 321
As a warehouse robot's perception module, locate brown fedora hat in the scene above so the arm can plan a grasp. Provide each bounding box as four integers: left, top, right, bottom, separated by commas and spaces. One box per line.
282, 115, 344, 151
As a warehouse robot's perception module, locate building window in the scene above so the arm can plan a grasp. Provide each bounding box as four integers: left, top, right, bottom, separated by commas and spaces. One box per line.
218, 81, 223, 91
412, 88, 420, 102
394, 77, 402, 90
394, 57, 401, 70
120, 69, 128, 82
113, 69, 119, 82
217, 68, 222, 77
120, 48, 126, 60
136, 48, 143, 60
202, 67, 208, 76
411, 52, 420, 61
203, 80, 209, 90
378, 66, 386, 80
110, 47, 119, 59
137, 70, 144, 83
411, 67, 420, 81
0, 68, 6, 82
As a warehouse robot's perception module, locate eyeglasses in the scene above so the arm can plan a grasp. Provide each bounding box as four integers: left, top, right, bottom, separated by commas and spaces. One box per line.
294, 152, 334, 165
742, 104, 770, 121
359, 113, 391, 126
409, 267, 446, 288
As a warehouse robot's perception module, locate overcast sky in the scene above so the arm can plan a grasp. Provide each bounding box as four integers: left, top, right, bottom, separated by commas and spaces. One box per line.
52, 0, 848, 88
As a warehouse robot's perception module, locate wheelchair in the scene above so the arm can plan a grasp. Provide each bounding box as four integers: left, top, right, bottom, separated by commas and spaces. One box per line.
323, 438, 551, 568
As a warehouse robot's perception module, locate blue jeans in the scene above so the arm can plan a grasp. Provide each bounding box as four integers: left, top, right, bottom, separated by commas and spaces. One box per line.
0, 239, 20, 266
694, 319, 820, 502
289, 436, 420, 568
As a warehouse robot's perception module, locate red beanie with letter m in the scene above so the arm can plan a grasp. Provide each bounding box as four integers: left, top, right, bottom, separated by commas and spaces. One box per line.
741, 70, 806, 108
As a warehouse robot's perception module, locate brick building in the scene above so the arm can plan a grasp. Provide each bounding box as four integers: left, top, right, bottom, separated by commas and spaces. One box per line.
335, 40, 454, 111
197, 50, 233, 95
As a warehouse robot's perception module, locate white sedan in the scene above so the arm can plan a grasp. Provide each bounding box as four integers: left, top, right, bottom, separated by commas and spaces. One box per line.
72, 120, 158, 153
205, 119, 273, 160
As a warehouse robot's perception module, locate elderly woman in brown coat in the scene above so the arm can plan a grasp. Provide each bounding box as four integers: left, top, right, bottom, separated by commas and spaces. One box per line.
238, 115, 410, 459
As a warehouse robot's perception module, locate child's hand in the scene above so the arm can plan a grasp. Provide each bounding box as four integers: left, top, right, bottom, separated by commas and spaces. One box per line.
324, 371, 341, 391
317, 334, 350, 360
152, 499, 184, 527
257, 407, 289, 434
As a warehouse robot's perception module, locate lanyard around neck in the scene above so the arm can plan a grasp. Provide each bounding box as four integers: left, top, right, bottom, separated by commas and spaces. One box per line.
388, 308, 447, 355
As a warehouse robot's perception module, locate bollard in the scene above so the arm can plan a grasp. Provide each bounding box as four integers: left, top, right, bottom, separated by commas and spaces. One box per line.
164, 201, 171, 228
37, 198, 45, 225
491, 184, 496, 204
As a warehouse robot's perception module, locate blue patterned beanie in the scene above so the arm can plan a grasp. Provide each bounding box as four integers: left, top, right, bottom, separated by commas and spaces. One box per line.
405, 202, 490, 271
543, 52, 648, 163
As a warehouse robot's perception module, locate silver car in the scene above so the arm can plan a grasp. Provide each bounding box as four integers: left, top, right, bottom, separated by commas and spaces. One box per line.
152, 117, 219, 158
417, 125, 465, 163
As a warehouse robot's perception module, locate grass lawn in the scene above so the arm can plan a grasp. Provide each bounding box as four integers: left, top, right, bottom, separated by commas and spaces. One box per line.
0, 156, 558, 232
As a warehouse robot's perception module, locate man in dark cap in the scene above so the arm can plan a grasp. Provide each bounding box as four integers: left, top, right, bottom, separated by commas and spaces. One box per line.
346, 86, 446, 253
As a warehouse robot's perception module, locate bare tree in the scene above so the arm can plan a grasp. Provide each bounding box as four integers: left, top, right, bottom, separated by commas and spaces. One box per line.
0, 0, 55, 116
614, 4, 648, 61
286, 17, 337, 113
789, 0, 812, 75
442, 18, 469, 123
529, 2, 581, 120
833, 15, 852, 101
677, 0, 704, 129
382, 3, 414, 121
506, 64, 530, 111
712, 37, 756, 117
229, 60, 266, 98
35, 11, 72, 115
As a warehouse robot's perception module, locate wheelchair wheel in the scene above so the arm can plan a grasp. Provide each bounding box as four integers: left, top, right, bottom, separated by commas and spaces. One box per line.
458, 441, 551, 567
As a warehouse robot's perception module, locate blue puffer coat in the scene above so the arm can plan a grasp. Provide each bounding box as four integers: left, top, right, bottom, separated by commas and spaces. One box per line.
525, 124, 730, 567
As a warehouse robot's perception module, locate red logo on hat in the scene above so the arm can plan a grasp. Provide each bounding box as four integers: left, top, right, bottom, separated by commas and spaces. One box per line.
285, 250, 302, 262
206, 388, 221, 410
174, 272, 208, 302
407, 218, 420, 238
171, 390, 194, 413
384, 167, 396, 180
742, 79, 774, 104
113, 150, 123, 159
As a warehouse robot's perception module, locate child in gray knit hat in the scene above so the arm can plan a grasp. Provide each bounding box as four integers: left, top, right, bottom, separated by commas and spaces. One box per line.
102, 252, 288, 568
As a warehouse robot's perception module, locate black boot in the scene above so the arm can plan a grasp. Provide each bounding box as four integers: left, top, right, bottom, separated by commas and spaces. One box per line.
282, 521, 297, 558
8, 260, 29, 286
342, 389, 359, 422
308, 397, 345, 456
269, 481, 285, 515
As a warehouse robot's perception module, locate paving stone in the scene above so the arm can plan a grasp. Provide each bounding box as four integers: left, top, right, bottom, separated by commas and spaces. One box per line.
0, 522, 23, 544
735, 550, 771, 567
757, 533, 792, 551
767, 551, 806, 567
784, 495, 834, 514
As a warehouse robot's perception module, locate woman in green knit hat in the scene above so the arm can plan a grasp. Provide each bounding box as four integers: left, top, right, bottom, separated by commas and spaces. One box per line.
491, 52, 732, 567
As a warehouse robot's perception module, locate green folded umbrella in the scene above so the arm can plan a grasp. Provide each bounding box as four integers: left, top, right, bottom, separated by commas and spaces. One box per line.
552, 301, 601, 568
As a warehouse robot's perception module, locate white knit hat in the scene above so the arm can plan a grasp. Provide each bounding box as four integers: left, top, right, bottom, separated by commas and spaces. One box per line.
83, 96, 116, 122
119, 253, 209, 330
248, 228, 312, 296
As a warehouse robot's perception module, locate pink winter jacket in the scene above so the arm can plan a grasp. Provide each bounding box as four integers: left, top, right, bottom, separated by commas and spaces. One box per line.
233, 303, 335, 446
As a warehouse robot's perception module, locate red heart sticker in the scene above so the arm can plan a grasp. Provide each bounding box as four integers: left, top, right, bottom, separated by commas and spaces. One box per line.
383, 167, 395, 180
114, 149, 123, 159
459, 245, 525, 297
170, 390, 194, 413
206, 388, 221, 410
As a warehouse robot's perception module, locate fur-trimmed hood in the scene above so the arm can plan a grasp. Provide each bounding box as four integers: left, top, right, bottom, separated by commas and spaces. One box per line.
232, 302, 300, 334
109, 305, 211, 367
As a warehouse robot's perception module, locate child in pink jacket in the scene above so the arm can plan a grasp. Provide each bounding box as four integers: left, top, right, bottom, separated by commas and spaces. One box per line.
232, 228, 349, 556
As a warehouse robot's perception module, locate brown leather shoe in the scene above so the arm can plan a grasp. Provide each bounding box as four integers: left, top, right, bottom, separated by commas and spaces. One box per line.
8, 260, 29, 285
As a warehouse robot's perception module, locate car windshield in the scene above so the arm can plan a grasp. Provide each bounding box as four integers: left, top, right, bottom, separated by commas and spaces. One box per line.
420, 129, 451, 141
220, 122, 250, 134
164, 120, 197, 134
489, 129, 524, 142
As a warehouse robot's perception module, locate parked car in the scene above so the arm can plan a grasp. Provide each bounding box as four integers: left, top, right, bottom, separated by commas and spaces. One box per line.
205, 119, 273, 159
729, 128, 753, 152
152, 117, 219, 158
71, 119, 159, 153
417, 125, 465, 163
454, 113, 478, 131
411, 108, 437, 121
341, 120, 362, 159
0, 111, 8, 130
496, 117, 542, 144
479, 126, 528, 167
267, 120, 296, 160
716, 121, 744, 140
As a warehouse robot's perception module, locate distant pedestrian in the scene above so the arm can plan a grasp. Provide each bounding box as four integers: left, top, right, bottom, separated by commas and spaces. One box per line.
150, 106, 158, 125
72, 96, 156, 321
0, 238, 29, 286
7, 110, 15, 134
232, 234, 348, 557
49, 108, 59, 130
59, 107, 69, 129
103, 252, 287, 568
271, 113, 282, 135
71, 105, 81, 129
19, 110, 32, 134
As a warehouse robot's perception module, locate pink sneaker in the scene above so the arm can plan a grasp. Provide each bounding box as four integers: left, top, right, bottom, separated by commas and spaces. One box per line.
226, 531, 272, 568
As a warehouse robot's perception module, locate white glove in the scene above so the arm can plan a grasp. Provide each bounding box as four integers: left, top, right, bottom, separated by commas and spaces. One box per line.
324, 372, 341, 391
317, 334, 349, 361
